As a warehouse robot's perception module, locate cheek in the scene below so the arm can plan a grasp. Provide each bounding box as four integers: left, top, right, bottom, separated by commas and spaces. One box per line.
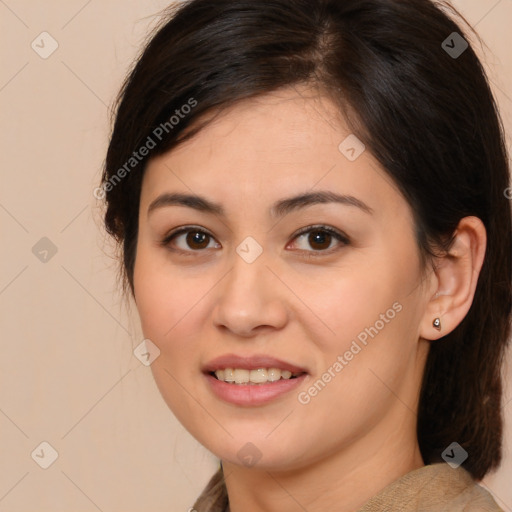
309, 243, 424, 382
133, 261, 171, 339
134, 243, 198, 339
133, 243, 215, 384
292, 254, 415, 352
133, 247, 208, 426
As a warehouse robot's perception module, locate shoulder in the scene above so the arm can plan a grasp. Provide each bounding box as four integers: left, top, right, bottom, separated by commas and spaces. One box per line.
444, 479, 504, 512
358, 463, 503, 512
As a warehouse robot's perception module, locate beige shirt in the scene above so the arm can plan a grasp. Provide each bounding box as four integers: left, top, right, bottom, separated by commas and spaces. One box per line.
193, 462, 504, 512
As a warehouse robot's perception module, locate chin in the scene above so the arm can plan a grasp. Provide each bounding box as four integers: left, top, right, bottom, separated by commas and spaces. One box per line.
196, 431, 309, 472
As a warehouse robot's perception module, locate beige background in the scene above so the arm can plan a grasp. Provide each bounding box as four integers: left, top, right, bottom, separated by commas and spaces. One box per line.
0, 1, 511, 511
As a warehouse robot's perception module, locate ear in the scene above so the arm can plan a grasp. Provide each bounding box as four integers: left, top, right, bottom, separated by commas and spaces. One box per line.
419, 216, 487, 340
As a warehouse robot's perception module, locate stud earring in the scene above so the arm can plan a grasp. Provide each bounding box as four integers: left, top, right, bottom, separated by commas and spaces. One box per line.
433, 318, 441, 331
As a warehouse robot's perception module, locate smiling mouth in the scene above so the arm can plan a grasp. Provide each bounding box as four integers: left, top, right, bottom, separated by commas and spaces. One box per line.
210, 368, 306, 384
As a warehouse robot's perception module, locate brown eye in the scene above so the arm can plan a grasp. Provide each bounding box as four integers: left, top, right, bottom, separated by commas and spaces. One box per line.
185, 231, 210, 249
307, 230, 333, 250
162, 227, 220, 252
290, 225, 350, 256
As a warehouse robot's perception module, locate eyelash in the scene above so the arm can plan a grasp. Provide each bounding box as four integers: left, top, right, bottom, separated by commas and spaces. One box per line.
161, 224, 350, 259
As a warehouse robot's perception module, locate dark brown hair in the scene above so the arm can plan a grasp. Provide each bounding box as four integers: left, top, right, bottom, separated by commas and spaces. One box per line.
101, 0, 512, 480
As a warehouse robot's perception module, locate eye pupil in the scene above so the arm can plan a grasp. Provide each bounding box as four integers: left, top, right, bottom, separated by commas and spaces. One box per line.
309, 230, 331, 250
187, 231, 209, 249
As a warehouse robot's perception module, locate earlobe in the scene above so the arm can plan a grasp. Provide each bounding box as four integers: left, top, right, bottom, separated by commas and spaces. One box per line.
420, 216, 487, 341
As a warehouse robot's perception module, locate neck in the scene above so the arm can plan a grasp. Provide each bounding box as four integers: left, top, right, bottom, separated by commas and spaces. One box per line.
222, 413, 424, 512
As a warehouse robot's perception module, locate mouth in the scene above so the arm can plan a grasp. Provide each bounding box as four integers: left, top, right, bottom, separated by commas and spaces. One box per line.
209, 368, 307, 385
202, 354, 309, 406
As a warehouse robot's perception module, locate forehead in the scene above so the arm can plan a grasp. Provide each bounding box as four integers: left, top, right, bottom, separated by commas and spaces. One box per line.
172, 88, 345, 164
141, 86, 403, 217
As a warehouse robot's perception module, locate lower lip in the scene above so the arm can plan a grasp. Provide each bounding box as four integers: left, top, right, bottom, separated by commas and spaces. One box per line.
204, 373, 307, 406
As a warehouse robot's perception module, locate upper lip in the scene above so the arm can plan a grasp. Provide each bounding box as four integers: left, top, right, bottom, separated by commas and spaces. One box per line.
202, 354, 308, 374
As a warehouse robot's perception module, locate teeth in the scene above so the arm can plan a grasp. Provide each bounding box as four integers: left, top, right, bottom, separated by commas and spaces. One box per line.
250, 368, 267, 383
213, 367, 302, 384
234, 369, 250, 384
267, 368, 281, 382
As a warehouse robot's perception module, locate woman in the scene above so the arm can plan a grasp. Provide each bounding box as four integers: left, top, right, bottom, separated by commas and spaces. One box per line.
99, 0, 511, 510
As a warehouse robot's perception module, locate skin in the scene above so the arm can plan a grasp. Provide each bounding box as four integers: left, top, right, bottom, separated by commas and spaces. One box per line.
133, 85, 486, 512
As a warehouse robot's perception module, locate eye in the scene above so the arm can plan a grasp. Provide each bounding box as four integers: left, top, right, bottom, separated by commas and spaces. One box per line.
289, 225, 350, 256
161, 226, 220, 254
161, 224, 349, 257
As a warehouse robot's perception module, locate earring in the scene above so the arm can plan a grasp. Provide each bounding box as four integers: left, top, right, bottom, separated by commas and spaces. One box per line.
433, 318, 441, 331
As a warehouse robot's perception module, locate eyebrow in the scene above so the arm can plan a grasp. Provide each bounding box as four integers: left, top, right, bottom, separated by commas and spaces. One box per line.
147, 190, 373, 218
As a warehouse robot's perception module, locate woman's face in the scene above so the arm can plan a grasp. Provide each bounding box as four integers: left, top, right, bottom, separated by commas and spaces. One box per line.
133, 86, 433, 471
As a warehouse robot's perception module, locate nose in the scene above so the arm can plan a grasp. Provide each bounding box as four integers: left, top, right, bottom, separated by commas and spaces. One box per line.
212, 250, 289, 338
